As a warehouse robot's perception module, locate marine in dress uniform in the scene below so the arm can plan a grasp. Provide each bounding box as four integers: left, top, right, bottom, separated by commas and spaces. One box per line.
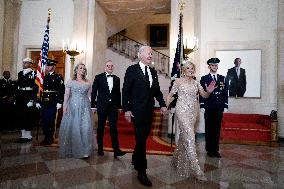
36, 59, 64, 145
0, 71, 16, 130
199, 58, 228, 158
15, 58, 38, 143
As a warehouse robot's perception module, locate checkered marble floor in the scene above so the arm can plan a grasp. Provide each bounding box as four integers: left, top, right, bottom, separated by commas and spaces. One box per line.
1, 130, 284, 189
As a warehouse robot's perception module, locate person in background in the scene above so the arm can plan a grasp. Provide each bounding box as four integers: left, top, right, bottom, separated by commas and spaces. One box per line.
36, 59, 65, 145
0, 71, 16, 130
200, 58, 228, 158
15, 58, 38, 143
91, 60, 125, 158
122, 46, 167, 187
226, 58, 247, 97
58, 63, 95, 159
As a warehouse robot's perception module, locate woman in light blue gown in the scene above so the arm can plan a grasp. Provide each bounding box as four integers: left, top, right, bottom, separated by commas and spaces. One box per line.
59, 63, 96, 158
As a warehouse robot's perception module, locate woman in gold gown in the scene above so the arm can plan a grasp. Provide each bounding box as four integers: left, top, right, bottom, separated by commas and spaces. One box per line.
166, 62, 216, 181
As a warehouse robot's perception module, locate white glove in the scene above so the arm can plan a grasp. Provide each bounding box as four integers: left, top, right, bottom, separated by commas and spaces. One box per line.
27, 101, 33, 107
224, 108, 228, 112
36, 103, 41, 109
56, 103, 62, 110
200, 108, 205, 113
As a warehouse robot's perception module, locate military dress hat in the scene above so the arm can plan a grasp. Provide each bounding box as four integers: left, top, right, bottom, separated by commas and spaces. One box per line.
22, 57, 33, 64
207, 58, 220, 65
46, 59, 58, 66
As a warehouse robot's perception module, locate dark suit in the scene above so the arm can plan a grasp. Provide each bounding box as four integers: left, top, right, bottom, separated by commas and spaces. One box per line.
91, 72, 122, 153
200, 74, 228, 154
15, 70, 38, 131
0, 78, 16, 130
122, 63, 166, 172
41, 72, 65, 143
226, 67, 246, 97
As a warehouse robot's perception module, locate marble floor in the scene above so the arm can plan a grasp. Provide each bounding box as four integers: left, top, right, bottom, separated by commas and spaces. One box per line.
1, 130, 284, 189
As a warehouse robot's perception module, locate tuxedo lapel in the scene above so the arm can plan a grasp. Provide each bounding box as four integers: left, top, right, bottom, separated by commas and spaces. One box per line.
135, 64, 148, 83
102, 74, 110, 93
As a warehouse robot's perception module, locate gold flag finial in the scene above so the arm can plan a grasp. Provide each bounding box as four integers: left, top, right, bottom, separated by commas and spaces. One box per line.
179, 1, 185, 12
47, 8, 51, 22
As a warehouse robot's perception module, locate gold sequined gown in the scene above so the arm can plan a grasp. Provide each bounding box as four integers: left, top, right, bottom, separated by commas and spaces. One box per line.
170, 78, 206, 178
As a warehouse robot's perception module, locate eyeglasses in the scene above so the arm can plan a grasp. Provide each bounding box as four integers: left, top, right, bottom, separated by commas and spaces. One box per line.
106, 65, 113, 68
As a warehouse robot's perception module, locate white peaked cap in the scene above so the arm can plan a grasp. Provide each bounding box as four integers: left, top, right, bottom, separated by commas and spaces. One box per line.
22, 57, 33, 64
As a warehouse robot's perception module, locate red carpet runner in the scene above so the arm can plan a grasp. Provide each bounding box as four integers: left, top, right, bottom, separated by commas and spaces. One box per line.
103, 110, 174, 155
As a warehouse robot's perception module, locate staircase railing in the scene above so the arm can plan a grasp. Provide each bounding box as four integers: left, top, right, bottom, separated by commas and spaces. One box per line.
107, 33, 170, 77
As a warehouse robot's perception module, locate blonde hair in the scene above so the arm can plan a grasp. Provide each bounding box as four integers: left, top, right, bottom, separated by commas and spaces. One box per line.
182, 61, 196, 76
73, 63, 87, 81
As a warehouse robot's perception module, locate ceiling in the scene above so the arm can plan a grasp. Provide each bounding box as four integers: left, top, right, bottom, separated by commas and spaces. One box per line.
97, 0, 170, 15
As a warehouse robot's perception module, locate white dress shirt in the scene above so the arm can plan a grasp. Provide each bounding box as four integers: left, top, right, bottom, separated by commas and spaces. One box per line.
210, 73, 217, 81
139, 61, 153, 87
106, 73, 113, 92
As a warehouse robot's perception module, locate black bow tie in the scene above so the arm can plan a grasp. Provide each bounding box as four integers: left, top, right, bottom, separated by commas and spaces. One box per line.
107, 75, 113, 77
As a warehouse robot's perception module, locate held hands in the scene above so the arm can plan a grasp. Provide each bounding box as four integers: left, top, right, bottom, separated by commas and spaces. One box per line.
124, 111, 134, 122
161, 107, 168, 115
56, 103, 62, 110
206, 80, 217, 93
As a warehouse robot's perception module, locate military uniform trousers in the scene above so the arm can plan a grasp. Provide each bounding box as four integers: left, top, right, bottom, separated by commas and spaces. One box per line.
41, 106, 57, 142
204, 108, 223, 154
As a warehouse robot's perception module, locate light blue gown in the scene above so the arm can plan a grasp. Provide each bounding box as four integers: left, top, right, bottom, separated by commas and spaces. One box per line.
59, 80, 95, 158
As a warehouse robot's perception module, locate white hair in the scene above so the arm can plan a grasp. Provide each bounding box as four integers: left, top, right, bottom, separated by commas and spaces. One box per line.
138, 46, 151, 59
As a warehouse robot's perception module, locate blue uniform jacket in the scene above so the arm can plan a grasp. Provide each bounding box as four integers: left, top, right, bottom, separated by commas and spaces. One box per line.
199, 74, 228, 110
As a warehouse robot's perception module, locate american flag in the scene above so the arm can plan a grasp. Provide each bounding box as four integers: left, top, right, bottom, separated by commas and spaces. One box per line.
35, 10, 50, 92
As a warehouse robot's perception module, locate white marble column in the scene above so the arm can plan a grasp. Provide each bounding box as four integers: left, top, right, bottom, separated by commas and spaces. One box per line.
1, 0, 21, 79
0, 0, 4, 75
68, 0, 95, 80
92, 1, 107, 75
278, 0, 284, 138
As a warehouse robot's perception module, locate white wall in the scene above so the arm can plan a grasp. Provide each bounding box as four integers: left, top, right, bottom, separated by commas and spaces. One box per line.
198, 0, 278, 115
17, 0, 74, 74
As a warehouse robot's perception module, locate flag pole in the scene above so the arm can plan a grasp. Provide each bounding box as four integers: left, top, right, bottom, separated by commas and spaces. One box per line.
36, 8, 51, 141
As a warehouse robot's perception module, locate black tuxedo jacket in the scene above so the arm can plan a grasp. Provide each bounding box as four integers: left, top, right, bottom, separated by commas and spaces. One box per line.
91, 73, 121, 111
225, 67, 246, 97
122, 63, 166, 117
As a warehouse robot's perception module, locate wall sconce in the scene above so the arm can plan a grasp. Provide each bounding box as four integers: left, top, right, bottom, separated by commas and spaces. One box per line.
62, 40, 84, 77
184, 36, 199, 58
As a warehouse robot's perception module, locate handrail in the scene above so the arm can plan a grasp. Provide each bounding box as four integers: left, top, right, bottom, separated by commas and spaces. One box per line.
117, 33, 170, 58
107, 33, 170, 77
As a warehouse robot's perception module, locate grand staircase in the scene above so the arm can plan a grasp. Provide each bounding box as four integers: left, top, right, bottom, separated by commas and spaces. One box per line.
107, 33, 170, 78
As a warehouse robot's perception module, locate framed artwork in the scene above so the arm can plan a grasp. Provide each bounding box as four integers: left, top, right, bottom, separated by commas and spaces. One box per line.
215, 49, 261, 98
148, 24, 169, 48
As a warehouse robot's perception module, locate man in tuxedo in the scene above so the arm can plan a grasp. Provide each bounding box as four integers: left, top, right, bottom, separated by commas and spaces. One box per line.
122, 46, 167, 187
36, 59, 65, 145
200, 58, 228, 158
226, 58, 246, 97
91, 60, 125, 158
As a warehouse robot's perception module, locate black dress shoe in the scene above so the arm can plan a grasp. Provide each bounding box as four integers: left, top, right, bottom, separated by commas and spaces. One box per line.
97, 151, 104, 156
207, 152, 215, 157
18, 138, 32, 143
214, 152, 221, 158
114, 150, 126, 158
40, 140, 53, 145
137, 173, 152, 187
